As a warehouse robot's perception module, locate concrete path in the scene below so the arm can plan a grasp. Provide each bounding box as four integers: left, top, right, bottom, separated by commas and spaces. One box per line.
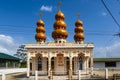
0, 68, 27, 80
0, 68, 27, 75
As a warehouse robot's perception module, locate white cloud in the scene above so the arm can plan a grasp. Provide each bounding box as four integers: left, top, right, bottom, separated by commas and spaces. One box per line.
94, 40, 120, 58
102, 12, 107, 16
40, 5, 52, 12
0, 34, 19, 55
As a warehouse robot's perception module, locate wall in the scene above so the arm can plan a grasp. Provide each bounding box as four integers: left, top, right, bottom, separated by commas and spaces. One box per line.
93, 69, 120, 78
117, 62, 120, 68
94, 61, 120, 69
94, 62, 105, 68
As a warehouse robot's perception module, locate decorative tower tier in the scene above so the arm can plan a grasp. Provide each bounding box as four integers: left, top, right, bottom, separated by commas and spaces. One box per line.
35, 13, 46, 44
74, 14, 85, 44
52, 2, 68, 43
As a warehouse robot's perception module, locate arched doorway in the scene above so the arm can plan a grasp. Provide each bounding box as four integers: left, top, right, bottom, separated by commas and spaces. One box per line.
51, 57, 55, 74
78, 56, 83, 70
66, 57, 69, 74
38, 56, 42, 71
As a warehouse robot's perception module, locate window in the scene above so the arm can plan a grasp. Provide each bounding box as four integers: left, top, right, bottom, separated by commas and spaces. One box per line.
38, 57, 42, 70
105, 62, 116, 67
78, 57, 83, 70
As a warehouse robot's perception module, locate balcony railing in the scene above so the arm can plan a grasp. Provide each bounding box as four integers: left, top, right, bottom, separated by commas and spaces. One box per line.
25, 42, 94, 48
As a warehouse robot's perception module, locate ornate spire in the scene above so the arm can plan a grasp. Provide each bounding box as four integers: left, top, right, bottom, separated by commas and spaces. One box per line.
52, 2, 68, 43
39, 13, 42, 19
74, 14, 85, 44
58, 2, 62, 11
35, 13, 46, 44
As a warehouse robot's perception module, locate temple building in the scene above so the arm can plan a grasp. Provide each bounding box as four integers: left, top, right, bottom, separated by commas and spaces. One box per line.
25, 3, 94, 78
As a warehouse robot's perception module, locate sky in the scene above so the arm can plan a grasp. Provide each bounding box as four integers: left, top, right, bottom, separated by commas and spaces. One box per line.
0, 0, 120, 58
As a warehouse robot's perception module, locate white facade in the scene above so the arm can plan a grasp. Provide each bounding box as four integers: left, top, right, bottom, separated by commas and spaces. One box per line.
25, 42, 94, 77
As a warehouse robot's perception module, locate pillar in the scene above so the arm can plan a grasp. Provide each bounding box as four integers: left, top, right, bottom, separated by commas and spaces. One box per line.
27, 53, 30, 77
90, 53, 93, 75
70, 57, 72, 70
69, 54, 72, 80
83, 58, 86, 70
48, 53, 51, 76
32, 57, 36, 75
90, 54, 93, 68
86, 57, 89, 74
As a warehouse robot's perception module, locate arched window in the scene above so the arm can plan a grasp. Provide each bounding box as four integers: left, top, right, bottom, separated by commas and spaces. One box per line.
38, 57, 42, 71
51, 57, 54, 70
78, 57, 83, 70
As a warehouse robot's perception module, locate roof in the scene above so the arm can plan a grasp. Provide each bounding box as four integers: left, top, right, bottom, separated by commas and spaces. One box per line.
0, 52, 20, 61
94, 58, 120, 62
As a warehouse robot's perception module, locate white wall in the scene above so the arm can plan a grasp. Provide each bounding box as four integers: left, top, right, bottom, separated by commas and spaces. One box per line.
116, 62, 120, 68
94, 61, 120, 69
93, 62, 105, 68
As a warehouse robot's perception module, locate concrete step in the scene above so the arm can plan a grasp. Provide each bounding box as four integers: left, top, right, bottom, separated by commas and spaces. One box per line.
53, 76, 68, 80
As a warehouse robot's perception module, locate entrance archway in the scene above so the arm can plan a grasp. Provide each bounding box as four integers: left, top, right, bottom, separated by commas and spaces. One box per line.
51, 57, 55, 74
38, 56, 42, 71
78, 56, 83, 70
66, 57, 69, 74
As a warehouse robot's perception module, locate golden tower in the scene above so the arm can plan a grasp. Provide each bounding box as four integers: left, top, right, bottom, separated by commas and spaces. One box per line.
52, 2, 68, 43
74, 14, 85, 44
35, 13, 46, 44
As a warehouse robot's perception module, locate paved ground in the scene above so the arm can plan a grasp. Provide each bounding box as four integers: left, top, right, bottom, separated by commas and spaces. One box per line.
0, 73, 108, 80
0, 73, 27, 80
0, 68, 27, 80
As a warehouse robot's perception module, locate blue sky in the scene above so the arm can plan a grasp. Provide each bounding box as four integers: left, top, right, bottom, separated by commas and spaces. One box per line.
0, 0, 120, 57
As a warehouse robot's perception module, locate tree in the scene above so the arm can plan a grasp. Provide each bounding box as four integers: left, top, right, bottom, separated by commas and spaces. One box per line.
14, 45, 28, 62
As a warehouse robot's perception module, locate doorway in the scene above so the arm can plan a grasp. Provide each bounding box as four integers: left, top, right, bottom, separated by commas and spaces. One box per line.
51, 57, 55, 74
78, 57, 83, 70
38, 57, 42, 71
66, 57, 69, 74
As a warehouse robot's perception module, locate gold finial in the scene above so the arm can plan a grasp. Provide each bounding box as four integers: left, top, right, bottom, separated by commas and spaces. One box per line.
77, 13, 80, 19
39, 13, 42, 19
58, 2, 62, 11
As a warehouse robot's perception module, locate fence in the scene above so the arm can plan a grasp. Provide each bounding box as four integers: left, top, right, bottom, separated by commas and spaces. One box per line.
93, 68, 120, 79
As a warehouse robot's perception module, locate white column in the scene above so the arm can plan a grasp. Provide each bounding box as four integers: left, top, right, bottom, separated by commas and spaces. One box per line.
27, 53, 30, 77
70, 57, 72, 70
32, 57, 36, 75
83, 59, 86, 70
86, 57, 89, 74
69, 51, 72, 79
2, 73, 5, 80
87, 57, 89, 69
105, 68, 108, 80
90, 51, 93, 68
90, 53, 93, 75
48, 52, 51, 76
42, 57, 47, 74
35, 70, 38, 80
78, 70, 81, 80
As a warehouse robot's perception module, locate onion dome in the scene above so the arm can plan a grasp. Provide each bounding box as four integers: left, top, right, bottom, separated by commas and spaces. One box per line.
35, 33, 46, 40
54, 20, 66, 29
75, 20, 83, 26
74, 14, 85, 44
35, 14, 46, 44
37, 20, 44, 26
55, 11, 65, 20
52, 11, 68, 43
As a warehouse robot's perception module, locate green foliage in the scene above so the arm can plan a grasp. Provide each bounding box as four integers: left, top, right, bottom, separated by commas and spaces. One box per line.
20, 62, 26, 68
